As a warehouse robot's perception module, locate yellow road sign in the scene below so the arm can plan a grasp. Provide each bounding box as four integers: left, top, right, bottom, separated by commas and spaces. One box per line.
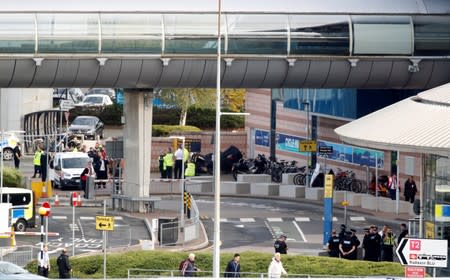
96, 216, 114, 231
299, 140, 317, 152
324, 174, 334, 198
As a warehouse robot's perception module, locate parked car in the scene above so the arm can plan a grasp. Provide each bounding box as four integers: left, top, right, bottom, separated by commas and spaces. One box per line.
1, 132, 20, 161
77, 94, 113, 107
50, 152, 90, 190
86, 88, 116, 100
0, 261, 46, 279
68, 116, 104, 140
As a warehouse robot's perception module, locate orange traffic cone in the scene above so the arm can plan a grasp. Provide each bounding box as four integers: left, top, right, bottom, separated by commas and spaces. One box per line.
54, 194, 59, 207
77, 193, 82, 207
10, 226, 16, 247
41, 181, 48, 198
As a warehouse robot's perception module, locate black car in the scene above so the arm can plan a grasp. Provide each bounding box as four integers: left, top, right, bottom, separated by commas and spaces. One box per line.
68, 116, 104, 140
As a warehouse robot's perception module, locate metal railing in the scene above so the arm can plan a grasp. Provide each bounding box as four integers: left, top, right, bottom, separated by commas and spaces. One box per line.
0, 246, 34, 267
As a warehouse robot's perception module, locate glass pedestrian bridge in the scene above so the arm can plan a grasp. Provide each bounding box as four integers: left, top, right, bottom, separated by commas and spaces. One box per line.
0, 0, 448, 89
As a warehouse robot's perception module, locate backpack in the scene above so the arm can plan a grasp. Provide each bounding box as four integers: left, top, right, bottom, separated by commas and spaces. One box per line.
179, 259, 187, 276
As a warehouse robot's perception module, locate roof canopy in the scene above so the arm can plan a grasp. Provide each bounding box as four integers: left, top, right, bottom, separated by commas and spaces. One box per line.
335, 83, 450, 156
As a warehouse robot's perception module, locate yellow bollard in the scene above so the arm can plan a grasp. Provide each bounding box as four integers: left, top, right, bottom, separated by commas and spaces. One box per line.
10, 226, 16, 247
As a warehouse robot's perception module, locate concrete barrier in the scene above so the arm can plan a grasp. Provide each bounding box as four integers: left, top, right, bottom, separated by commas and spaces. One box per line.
221, 181, 251, 195
250, 183, 279, 196
305, 187, 324, 201
346, 193, 366, 207
238, 174, 272, 183
360, 195, 379, 211
279, 185, 305, 198
378, 198, 412, 214
282, 173, 297, 185
333, 191, 346, 204
186, 180, 213, 194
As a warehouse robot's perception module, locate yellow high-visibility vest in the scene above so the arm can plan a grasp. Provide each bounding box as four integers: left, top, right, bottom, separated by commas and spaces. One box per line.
163, 153, 174, 167
185, 162, 196, 177
33, 151, 42, 166
183, 148, 189, 162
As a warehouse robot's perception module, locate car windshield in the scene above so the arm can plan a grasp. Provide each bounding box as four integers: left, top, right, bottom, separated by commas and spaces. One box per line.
72, 118, 96, 126
0, 262, 28, 274
63, 158, 89, 169
83, 96, 103, 104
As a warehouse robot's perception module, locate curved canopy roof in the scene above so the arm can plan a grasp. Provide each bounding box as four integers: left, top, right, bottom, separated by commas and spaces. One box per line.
1, 0, 448, 14
335, 83, 450, 156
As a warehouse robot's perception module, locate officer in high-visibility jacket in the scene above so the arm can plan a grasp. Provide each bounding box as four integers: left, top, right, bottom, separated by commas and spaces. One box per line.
185, 161, 196, 177
163, 147, 174, 179
32, 146, 42, 178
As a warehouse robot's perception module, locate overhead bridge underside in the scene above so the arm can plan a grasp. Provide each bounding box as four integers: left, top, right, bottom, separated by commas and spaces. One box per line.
1, 58, 448, 89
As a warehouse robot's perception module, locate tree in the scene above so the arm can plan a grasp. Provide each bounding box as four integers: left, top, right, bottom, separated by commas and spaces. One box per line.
158, 88, 246, 125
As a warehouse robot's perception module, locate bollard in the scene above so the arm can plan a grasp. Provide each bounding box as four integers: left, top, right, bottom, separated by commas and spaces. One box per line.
54, 194, 59, 207
77, 193, 82, 207
41, 181, 48, 198
10, 226, 15, 247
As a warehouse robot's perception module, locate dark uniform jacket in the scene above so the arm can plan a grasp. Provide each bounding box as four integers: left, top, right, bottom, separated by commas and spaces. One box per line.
57, 253, 71, 279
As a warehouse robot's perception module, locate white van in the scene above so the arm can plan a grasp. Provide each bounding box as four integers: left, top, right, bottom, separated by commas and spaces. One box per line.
50, 152, 90, 190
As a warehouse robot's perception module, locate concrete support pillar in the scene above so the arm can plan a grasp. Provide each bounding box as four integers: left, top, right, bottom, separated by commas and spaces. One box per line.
123, 89, 153, 212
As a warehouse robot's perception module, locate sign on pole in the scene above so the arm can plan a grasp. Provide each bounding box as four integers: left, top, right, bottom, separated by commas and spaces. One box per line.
318, 145, 333, 155
96, 216, 114, 231
396, 238, 448, 268
405, 267, 425, 278
299, 140, 317, 152
59, 100, 75, 111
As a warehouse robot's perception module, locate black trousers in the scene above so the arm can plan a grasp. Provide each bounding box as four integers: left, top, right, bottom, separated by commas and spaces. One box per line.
174, 160, 183, 179
38, 266, 49, 277
165, 166, 173, 179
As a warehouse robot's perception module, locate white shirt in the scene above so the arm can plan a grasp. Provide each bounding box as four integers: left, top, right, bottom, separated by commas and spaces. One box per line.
37, 251, 50, 268
268, 258, 287, 278
174, 148, 183, 160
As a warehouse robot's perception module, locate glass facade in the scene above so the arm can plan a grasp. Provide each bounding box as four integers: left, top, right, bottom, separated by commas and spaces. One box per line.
0, 12, 446, 56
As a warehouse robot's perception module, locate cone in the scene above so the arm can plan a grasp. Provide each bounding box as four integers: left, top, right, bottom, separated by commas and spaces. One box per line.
41, 181, 48, 198
54, 194, 59, 207
10, 226, 16, 247
77, 193, 82, 207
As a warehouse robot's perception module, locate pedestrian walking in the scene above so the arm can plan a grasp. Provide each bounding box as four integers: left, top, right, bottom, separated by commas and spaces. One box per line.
180, 253, 199, 277
404, 177, 417, 203
56, 248, 72, 279
13, 142, 21, 169
37, 245, 50, 278
268, 253, 287, 278
327, 229, 340, 257
274, 234, 288, 254
224, 253, 241, 278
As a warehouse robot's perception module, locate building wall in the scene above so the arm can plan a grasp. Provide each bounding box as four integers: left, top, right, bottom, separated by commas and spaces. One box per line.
0, 88, 53, 131
245, 88, 422, 189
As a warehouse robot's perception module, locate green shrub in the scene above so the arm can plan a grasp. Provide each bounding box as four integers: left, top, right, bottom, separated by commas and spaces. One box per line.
26, 250, 404, 279
2, 167, 23, 187
152, 125, 201, 137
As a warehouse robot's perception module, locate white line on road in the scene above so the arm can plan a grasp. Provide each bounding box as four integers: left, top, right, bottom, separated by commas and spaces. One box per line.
267, 217, 283, 222
322, 217, 338, 221
52, 216, 67, 220
295, 217, 311, 222
292, 221, 307, 243
220, 218, 228, 222
240, 218, 255, 222
114, 216, 123, 220
350, 216, 366, 221
80, 217, 95, 220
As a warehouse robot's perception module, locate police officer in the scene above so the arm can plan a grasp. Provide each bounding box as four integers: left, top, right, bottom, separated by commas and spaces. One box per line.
338, 224, 346, 242
274, 234, 288, 254
363, 225, 382, 262
326, 229, 340, 257
349, 229, 360, 260
339, 231, 356, 260
163, 147, 174, 179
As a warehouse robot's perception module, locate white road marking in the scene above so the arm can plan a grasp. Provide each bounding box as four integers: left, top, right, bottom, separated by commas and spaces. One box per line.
220, 218, 228, 222
240, 218, 255, 222
114, 216, 123, 220
292, 221, 308, 242
322, 217, 338, 221
295, 217, 311, 222
235, 225, 245, 228
52, 216, 67, 220
80, 217, 95, 220
267, 217, 283, 222
350, 216, 366, 221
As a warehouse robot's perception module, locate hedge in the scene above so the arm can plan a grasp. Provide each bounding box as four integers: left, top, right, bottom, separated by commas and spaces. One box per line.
152, 125, 202, 137
1, 167, 23, 187
26, 250, 404, 279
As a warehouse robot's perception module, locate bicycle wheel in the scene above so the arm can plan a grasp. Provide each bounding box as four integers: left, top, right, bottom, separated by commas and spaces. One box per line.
272, 169, 282, 183
293, 174, 302, 185
351, 180, 362, 193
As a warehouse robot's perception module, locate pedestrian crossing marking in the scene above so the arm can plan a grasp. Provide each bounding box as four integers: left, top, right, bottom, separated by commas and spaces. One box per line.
267, 217, 283, 222
240, 218, 255, 222
295, 217, 311, 222
350, 216, 366, 221
52, 216, 67, 220
322, 217, 338, 221
80, 216, 95, 220
114, 216, 123, 220
69, 224, 79, 231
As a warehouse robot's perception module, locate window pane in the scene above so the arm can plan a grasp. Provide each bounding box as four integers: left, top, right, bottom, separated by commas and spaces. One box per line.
37, 14, 98, 53
413, 16, 450, 56
227, 15, 287, 54
352, 16, 412, 55
101, 14, 161, 53
0, 14, 34, 53
164, 14, 220, 54
290, 15, 349, 55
